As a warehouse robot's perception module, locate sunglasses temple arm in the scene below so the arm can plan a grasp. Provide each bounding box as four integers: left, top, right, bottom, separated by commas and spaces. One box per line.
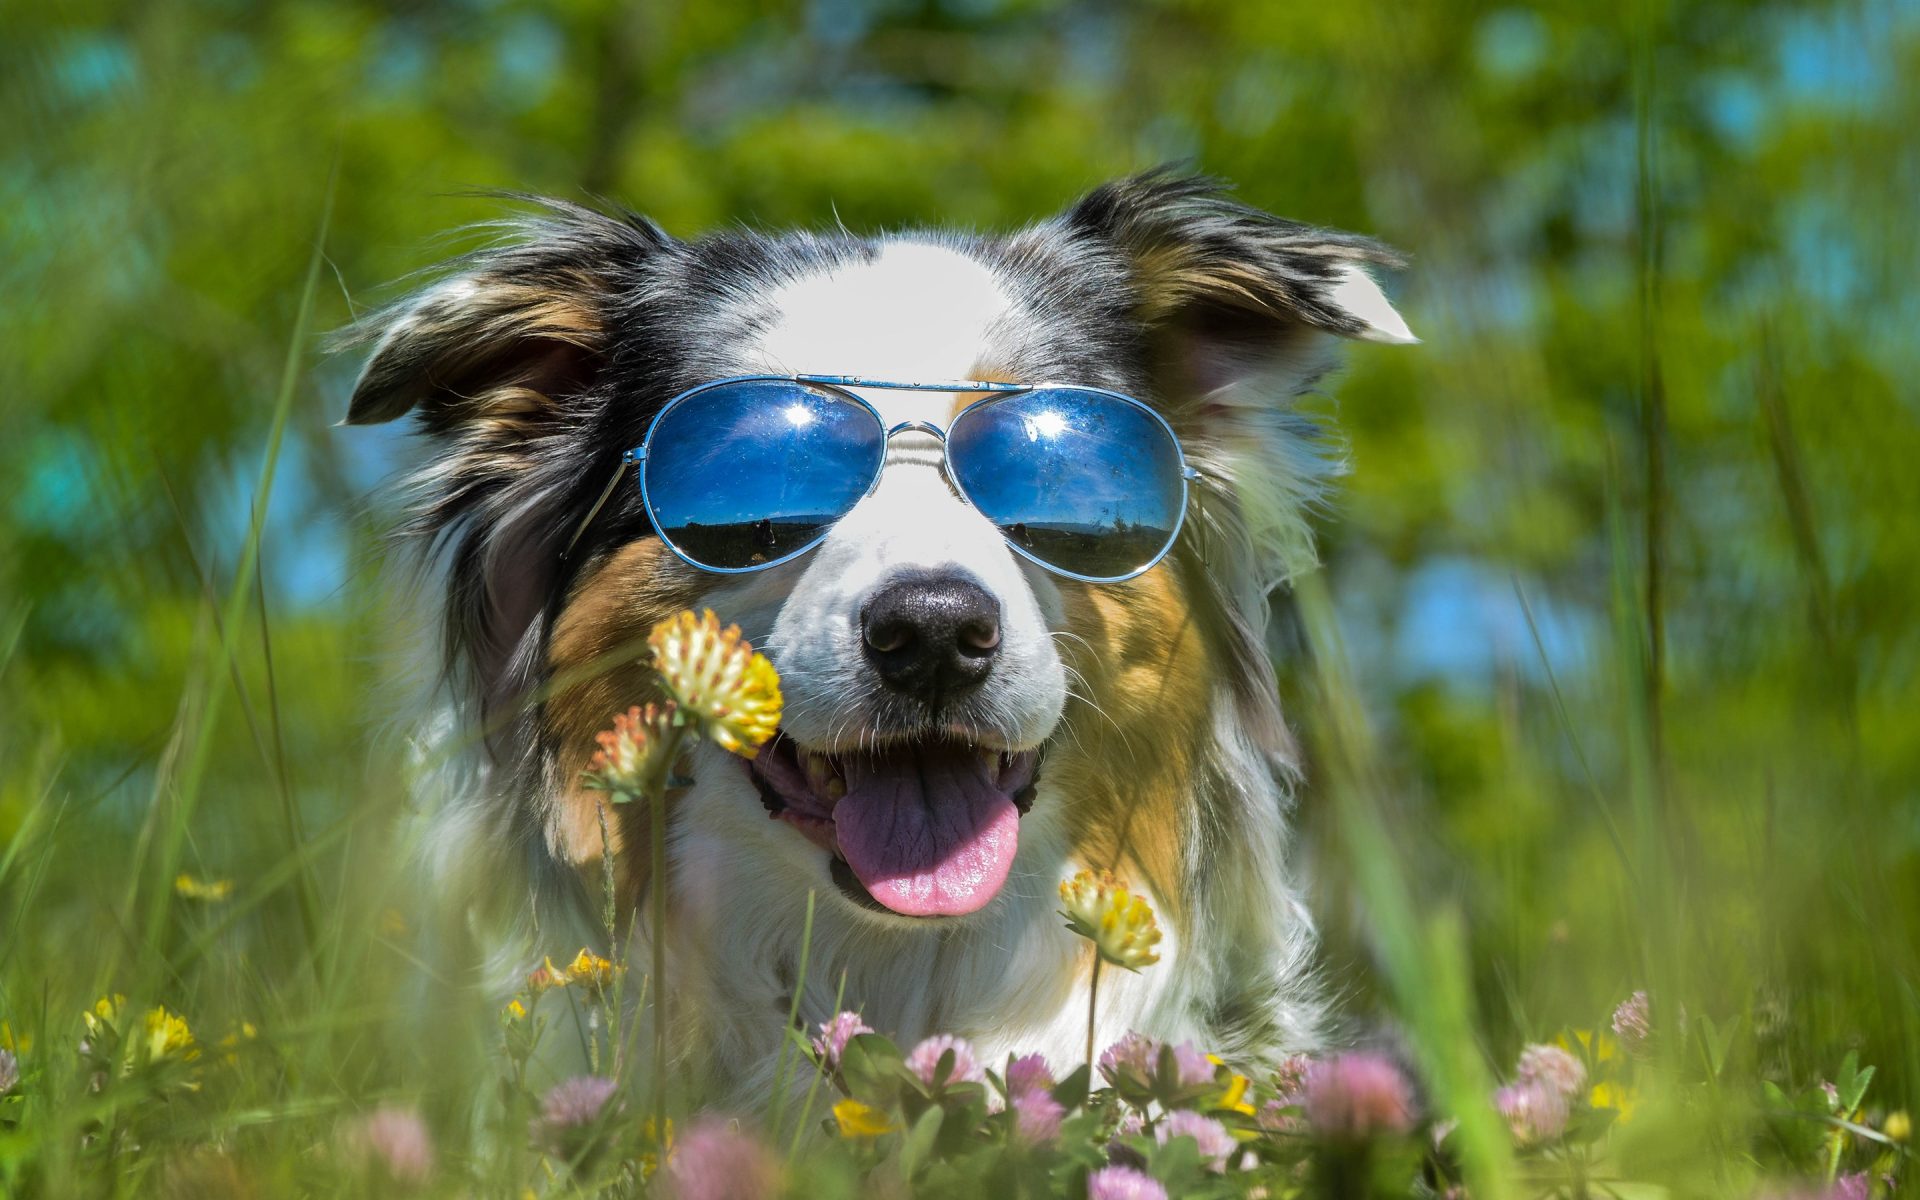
1186, 466, 1210, 570
561, 454, 634, 562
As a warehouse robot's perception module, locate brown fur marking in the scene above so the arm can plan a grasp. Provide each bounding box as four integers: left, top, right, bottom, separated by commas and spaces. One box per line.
544, 539, 710, 904
1051, 563, 1213, 933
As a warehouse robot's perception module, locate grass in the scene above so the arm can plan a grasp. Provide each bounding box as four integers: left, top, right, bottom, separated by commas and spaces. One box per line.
0, 397, 1910, 1195
3, 22, 1916, 1195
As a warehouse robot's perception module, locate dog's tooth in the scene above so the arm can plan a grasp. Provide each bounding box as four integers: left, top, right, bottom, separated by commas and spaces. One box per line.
823, 776, 846, 804
802, 751, 833, 794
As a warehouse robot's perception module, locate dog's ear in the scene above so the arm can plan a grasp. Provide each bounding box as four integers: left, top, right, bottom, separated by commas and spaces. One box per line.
1062, 169, 1414, 397
344, 199, 669, 428
1057, 171, 1415, 601
341, 201, 674, 729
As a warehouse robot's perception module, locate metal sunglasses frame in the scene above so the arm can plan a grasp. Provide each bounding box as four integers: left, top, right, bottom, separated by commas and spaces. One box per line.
571, 373, 1202, 584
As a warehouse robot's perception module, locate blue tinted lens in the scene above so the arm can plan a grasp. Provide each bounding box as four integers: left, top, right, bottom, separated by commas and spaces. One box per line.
641, 381, 883, 570
947, 388, 1187, 581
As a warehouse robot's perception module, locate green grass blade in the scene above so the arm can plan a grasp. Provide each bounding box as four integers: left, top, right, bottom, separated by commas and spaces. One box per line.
130, 169, 337, 975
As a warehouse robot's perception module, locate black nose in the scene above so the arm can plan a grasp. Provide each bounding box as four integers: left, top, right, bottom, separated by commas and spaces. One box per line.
861, 575, 1002, 704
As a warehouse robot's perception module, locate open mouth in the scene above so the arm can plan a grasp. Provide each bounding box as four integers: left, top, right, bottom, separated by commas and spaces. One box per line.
746, 733, 1040, 918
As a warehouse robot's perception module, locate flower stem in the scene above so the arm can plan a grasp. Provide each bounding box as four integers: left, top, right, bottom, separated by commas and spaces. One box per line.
1086, 956, 1102, 1071
768, 889, 816, 1144
647, 723, 689, 1140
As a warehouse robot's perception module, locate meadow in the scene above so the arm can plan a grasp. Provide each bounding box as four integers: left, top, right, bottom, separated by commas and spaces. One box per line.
3, 1, 1917, 1196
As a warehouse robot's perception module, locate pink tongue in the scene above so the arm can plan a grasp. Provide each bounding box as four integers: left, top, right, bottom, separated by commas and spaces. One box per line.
833, 744, 1020, 917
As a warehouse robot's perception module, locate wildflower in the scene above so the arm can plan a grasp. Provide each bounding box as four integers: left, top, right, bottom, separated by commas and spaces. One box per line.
1611, 991, 1653, 1057
1098, 1032, 1159, 1091
84, 996, 200, 1069
1515, 1043, 1587, 1100
1495, 1080, 1569, 1144
141, 1006, 198, 1064
80, 994, 125, 1049
0, 1021, 28, 1055
581, 703, 671, 803
1170, 1041, 1214, 1089
173, 874, 233, 902
503, 999, 528, 1023
1589, 1079, 1638, 1120
1831, 1173, 1871, 1200
1157, 1109, 1237, 1171
649, 610, 783, 758
1005, 1052, 1055, 1098
1302, 1052, 1417, 1140
563, 949, 624, 994
1274, 1053, 1311, 1101
811, 1011, 873, 1071
833, 1097, 894, 1138
0, 1048, 17, 1096
532, 1075, 621, 1159
1884, 1109, 1911, 1142
1556, 1027, 1619, 1069
1218, 1071, 1256, 1115
1087, 1164, 1170, 1200
217, 1022, 259, 1063
664, 1117, 780, 1200
639, 1117, 675, 1177
1257, 1098, 1302, 1135
905, 1034, 984, 1088
528, 958, 566, 994
340, 1105, 434, 1186
1012, 1089, 1066, 1144
1059, 869, 1162, 971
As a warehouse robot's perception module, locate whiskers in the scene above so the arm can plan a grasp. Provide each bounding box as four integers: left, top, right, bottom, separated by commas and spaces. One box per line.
1048, 630, 1134, 765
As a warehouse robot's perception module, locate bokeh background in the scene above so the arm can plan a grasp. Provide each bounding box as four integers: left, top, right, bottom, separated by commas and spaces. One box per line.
4, 0, 1918, 1186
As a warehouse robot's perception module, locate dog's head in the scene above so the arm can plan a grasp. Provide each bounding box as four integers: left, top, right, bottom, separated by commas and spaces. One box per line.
346, 171, 1411, 929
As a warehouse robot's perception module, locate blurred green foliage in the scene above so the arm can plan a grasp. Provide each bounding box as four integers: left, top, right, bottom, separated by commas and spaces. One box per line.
2, 0, 1918, 1193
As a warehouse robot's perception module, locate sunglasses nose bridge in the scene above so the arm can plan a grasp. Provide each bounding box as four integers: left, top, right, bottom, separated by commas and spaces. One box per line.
883, 419, 948, 442
872, 419, 964, 502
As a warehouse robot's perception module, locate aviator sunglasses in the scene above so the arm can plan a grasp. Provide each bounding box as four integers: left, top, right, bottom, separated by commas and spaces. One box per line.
574, 375, 1200, 584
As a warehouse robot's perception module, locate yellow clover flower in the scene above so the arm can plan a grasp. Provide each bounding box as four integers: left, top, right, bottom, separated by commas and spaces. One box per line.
639, 1116, 674, 1178
173, 874, 234, 902
1059, 869, 1162, 971
648, 611, 782, 758
84, 996, 198, 1068
527, 957, 568, 995
141, 1006, 199, 1063
563, 949, 624, 994
1589, 1080, 1638, 1122
833, 1098, 895, 1138
217, 1022, 258, 1063
1219, 1071, 1257, 1116
580, 703, 672, 803
84, 994, 124, 1031
1556, 1028, 1618, 1064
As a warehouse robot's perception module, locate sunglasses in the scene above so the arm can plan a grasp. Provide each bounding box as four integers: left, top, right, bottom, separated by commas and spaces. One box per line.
587, 375, 1197, 584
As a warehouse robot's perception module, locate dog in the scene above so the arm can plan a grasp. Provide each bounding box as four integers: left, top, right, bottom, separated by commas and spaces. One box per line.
344, 169, 1413, 1105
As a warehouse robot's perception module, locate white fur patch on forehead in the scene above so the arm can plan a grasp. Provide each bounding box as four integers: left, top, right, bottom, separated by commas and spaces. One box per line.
749, 239, 1012, 426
